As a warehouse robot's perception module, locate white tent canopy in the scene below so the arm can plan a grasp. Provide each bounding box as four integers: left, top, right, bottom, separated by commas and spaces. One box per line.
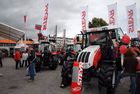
0, 23, 25, 42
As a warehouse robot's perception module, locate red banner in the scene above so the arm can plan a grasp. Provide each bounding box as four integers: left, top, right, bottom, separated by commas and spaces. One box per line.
35, 24, 42, 30
126, 4, 137, 38
24, 15, 26, 23
71, 61, 83, 94
81, 6, 88, 33
41, 0, 49, 36
108, 3, 117, 26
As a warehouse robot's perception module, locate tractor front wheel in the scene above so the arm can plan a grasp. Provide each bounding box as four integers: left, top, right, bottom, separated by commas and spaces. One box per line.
98, 64, 116, 94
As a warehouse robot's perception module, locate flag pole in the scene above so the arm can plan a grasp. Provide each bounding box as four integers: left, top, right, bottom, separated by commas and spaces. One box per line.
24, 15, 27, 51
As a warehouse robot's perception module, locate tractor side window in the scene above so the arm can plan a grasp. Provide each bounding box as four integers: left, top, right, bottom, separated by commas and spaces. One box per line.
116, 28, 124, 40
44, 46, 49, 51
74, 44, 81, 52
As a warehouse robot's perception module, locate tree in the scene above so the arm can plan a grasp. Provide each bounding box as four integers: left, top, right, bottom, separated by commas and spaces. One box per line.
89, 17, 108, 28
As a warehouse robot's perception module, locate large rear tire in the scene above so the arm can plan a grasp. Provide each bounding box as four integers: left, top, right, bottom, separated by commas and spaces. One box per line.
49, 55, 58, 70
60, 61, 73, 88
98, 64, 116, 94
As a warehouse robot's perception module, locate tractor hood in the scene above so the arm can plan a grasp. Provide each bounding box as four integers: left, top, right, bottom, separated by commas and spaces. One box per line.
77, 45, 101, 69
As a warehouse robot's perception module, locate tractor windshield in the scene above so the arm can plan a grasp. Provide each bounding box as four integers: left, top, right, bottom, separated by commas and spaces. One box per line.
115, 28, 124, 40
40, 43, 51, 52
51, 44, 57, 52
86, 31, 107, 46
86, 28, 124, 46
74, 44, 81, 52
66, 44, 74, 52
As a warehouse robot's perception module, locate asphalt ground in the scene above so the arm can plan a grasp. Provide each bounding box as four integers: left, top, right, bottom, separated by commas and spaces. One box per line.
0, 57, 130, 94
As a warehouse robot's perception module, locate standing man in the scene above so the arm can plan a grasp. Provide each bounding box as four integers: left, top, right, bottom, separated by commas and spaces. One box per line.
14, 49, 20, 69
22, 51, 28, 67
0, 50, 3, 67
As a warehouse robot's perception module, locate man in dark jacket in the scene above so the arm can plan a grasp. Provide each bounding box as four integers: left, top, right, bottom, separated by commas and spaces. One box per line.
115, 48, 138, 94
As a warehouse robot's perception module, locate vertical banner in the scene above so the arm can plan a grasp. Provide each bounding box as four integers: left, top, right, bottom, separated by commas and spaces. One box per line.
41, 0, 49, 36
107, 3, 117, 26
81, 6, 88, 33
126, 3, 137, 38
71, 61, 83, 94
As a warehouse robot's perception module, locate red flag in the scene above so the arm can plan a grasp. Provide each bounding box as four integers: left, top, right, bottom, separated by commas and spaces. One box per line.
24, 15, 26, 23
35, 24, 42, 30
73, 37, 76, 43
71, 61, 83, 94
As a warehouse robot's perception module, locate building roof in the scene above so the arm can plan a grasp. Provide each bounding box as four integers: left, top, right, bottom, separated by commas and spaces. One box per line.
0, 23, 25, 42
0, 39, 16, 44
0, 39, 34, 45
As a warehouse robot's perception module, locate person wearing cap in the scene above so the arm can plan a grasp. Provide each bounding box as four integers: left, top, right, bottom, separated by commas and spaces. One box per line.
115, 48, 138, 94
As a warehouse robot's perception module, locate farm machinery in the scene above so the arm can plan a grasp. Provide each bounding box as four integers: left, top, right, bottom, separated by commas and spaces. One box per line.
34, 38, 58, 72
61, 26, 130, 94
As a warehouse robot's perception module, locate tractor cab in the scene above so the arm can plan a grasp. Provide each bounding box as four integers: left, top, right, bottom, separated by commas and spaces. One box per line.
34, 39, 58, 72
77, 26, 125, 69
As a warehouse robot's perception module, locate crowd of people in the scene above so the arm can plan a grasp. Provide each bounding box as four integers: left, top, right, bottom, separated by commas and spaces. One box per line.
0, 43, 140, 93
14, 48, 36, 81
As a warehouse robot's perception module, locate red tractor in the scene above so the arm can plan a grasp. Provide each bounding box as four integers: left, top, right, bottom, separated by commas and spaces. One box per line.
58, 34, 82, 65
34, 39, 58, 72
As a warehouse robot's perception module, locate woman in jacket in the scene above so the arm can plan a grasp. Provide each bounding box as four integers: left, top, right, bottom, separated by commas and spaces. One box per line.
115, 48, 138, 94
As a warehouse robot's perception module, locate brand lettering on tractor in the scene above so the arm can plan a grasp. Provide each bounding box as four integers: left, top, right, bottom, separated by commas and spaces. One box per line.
109, 9, 115, 25
77, 62, 83, 85
128, 10, 134, 33
82, 11, 86, 32
42, 4, 49, 30
90, 34, 100, 41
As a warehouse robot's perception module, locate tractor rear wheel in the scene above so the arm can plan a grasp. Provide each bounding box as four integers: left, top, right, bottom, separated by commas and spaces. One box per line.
98, 64, 116, 94
49, 55, 58, 70
60, 61, 73, 88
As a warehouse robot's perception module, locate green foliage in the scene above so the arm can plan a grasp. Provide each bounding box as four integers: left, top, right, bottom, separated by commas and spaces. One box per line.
89, 17, 108, 28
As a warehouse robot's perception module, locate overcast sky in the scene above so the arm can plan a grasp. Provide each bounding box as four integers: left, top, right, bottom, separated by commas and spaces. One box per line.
0, 0, 139, 39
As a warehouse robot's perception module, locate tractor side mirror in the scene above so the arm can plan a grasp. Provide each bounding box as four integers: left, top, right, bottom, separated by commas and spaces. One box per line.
76, 36, 79, 42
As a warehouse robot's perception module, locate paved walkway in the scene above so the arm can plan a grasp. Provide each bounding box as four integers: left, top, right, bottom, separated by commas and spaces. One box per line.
0, 57, 130, 94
